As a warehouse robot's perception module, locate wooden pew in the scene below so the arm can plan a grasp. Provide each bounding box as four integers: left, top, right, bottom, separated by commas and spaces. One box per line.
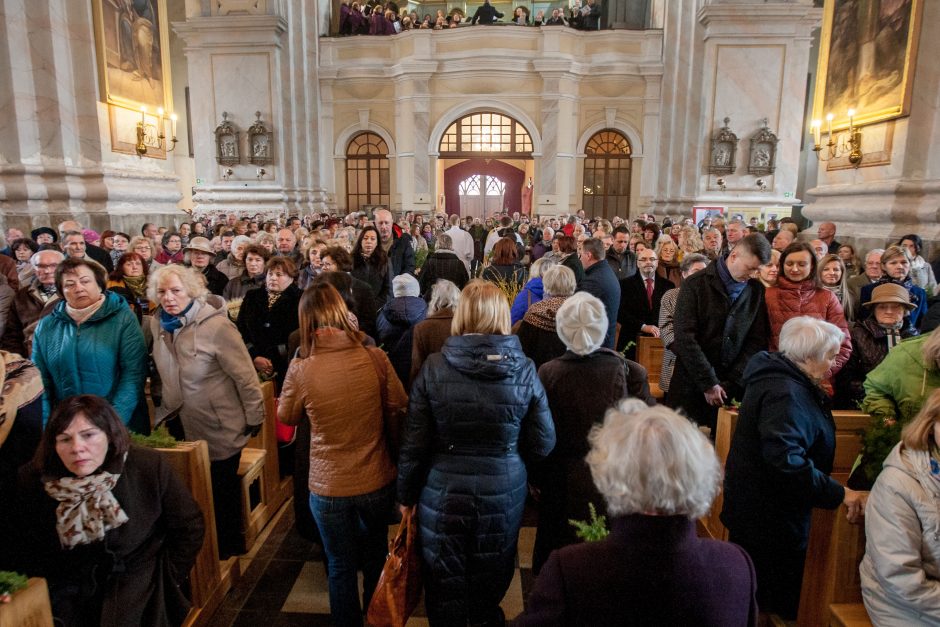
0, 578, 53, 627
244, 381, 292, 536
699, 406, 738, 541
156, 440, 237, 627
634, 335, 664, 399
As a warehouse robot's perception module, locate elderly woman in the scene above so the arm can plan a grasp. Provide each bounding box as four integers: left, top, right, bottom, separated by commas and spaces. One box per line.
149, 265, 264, 559
835, 283, 919, 410
677, 225, 703, 260
5, 395, 203, 626
154, 232, 184, 265
518, 400, 757, 625
376, 274, 427, 386
659, 253, 709, 398
721, 316, 867, 620
236, 257, 302, 388
216, 234, 251, 280
351, 225, 392, 307
860, 388, 940, 624
860, 244, 929, 331
223, 243, 269, 302
511, 257, 553, 326
655, 237, 682, 286
31, 258, 148, 432
531, 293, 654, 575
278, 283, 407, 626
10, 238, 38, 285
255, 231, 276, 255
128, 235, 161, 270
107, 252, 156, 319
398, 280, 556, 627
297, 240, 326, 290
516, 265, 577, 369
418, 232, 469, 299
898, 233, 937, 296
410, 279, 460, 384
819, 253, 856, 321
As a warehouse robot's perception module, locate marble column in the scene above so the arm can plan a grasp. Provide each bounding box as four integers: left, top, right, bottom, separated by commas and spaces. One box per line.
0, 0, 182, 233
802, 0, 940, 252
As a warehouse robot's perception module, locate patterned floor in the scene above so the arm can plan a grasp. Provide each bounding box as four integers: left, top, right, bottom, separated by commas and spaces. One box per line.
205, 501, 537, 626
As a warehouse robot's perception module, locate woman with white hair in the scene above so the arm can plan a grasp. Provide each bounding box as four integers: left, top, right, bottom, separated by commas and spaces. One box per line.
409, 279, 460, 384
216, 234, 252, 280
376, 273, 427, 385
531, 292, 654, 574
721, 316, 867, 620
518, 400, 757, 625
149, 264, 265, 558
516, 264, 577, 369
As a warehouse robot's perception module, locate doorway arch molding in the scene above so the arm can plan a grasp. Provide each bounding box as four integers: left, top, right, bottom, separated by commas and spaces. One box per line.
429, 101, 543, 158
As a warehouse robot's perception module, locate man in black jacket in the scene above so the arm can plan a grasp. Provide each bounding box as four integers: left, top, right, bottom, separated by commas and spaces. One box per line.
57, 219, 113, 272
669, 234, 771, 431
471, 0, 503, 24
578, 238, 620, 349
375, 209, 415, 277
606, 226, 636, 281
617, 247, 673, 357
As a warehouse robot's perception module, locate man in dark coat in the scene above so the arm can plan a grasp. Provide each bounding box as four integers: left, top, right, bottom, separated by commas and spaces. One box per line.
377, 274, 427, 385
606, 226, 637, 281
375, 209, 415, 277
669, 234, 771, 431
56, 219, 112, 272
616, 246, 673, 357
471, 0, 503, 24
0, 250, 62, 356
577, 238, 620, 349
418, 234, 469, 299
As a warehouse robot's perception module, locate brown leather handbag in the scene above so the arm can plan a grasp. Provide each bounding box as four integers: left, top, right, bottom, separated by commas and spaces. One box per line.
366, 506, 422, 627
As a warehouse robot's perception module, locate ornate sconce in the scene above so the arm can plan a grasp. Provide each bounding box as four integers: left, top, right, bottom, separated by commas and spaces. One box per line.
248, 111, 273, 166
214, 112, 240, 167
708, 117, 738, 176
748, 119, 778, 176
136, 106, 178, 157
810, 109, 863, 167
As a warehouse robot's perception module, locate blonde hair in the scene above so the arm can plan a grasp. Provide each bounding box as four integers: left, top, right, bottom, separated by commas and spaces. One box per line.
452, 279, 510, 336
901, 388, 940, 451
678, 226, 702, 252
147, 264, 209, 304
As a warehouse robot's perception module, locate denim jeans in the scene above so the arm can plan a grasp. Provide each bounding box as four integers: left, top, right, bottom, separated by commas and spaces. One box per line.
308, 482, 395, 627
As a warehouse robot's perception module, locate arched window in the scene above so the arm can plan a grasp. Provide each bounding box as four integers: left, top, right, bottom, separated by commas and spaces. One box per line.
439, 113, 533, 157
346, 132, 390, 212
582, 130, 632, 219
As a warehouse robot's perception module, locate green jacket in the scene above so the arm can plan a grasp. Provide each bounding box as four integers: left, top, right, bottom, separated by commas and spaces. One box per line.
862, 332, 940, 423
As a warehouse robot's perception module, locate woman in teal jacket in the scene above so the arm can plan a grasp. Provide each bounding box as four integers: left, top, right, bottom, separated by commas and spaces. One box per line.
31, 258, 149, 432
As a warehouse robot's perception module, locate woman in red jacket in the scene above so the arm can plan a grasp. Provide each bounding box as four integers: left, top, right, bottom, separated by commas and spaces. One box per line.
766, 242, 852, 383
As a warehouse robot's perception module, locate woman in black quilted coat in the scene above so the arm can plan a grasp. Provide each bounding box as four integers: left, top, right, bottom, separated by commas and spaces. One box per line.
397, 279, 556, 627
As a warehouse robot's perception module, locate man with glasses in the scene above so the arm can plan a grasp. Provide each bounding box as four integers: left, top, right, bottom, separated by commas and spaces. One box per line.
1, 249, 64, 355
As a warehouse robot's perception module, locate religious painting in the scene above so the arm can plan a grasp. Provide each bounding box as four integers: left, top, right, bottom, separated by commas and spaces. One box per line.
92, 0, 172, 112
813, 0, 923, 131
692, 206, 725, 227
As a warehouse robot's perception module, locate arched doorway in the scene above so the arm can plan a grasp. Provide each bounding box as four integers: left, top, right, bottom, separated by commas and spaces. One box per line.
345, 132, 390, 213
439, 112, 533, 217
582, 130, 632, 219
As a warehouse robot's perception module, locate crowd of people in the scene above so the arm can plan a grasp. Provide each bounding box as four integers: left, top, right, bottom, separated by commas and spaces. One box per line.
337, 0, 601, 35
0, 208, 938, 626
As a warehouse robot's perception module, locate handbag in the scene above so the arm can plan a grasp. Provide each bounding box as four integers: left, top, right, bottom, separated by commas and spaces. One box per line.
366, 506, 422, 627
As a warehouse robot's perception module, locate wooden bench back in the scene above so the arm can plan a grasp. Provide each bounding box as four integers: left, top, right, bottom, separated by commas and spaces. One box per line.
635, 335, 664, 399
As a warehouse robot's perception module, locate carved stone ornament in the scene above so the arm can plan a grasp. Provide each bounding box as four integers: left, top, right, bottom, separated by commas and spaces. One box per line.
708, 117, 738, 176
248, 111, 273, 166
748, 118, 779, 176
214, 112, 240, 167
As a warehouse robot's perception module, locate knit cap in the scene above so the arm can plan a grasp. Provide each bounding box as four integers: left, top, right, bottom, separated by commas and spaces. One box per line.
555, 292, 608, 356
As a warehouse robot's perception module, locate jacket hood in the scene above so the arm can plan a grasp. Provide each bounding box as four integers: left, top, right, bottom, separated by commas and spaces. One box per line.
382, 296, 427, 324
52, 290, 128, 323
442, 334, 527, 380
883, 442, 911, 476
522, 277, 544, 297
743, 350, 816, 391
190, 295, 227, 325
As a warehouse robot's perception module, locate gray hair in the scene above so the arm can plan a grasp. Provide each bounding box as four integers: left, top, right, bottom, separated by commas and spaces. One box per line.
587, 399, 722, 519
778, 316, 844, 364
30, 249, 65, 268
428, 279, 461, 315
541, 264, 577, 298
528, 257, 554, 280
679, 253, 709, 275
435, 232, 453, 251
581, 237, 606, 261
392, 273, 420, 298
865, 248, 885, 262
147, 264, 209, 304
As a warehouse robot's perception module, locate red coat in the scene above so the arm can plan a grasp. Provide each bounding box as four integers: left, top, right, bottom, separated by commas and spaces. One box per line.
766, 276, 852, 376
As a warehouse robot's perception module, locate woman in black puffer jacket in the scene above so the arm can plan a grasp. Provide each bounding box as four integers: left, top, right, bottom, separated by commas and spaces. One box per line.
397, 280, 556, 627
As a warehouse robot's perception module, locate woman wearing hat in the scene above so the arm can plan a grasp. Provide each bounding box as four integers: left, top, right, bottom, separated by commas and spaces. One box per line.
30, 227, 57, 247
859, 244, 928, 332
835, 283, 919, 409
184, 237, 229, 296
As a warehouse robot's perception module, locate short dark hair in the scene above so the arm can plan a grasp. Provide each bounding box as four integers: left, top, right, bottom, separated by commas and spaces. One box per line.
898, 234, 923, 255
11, 238, 39, 256
55, 257, 108, 294
679, 253, 709, 275
109, 252, 149, 282
243, 244, 271, 262
141, 223, 155, 236
612, 225, 629, 237
581, 238, 606, 261
734, 233, 772, 265
220, 230, 235, 239
266, 256, 298, 278
312, 271, 355, 307
323, 246, 354, 272
33, 395, 131, 477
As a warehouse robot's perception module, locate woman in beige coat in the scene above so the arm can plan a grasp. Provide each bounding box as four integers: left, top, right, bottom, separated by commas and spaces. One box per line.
148, 264, 265, 558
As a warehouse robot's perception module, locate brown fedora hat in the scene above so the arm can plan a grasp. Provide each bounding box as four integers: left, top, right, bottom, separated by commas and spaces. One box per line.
864, 283, 915, 311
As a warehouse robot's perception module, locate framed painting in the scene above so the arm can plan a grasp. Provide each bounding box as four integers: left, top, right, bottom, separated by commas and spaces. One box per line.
92, 0, 172, 113
813, 0, 923, 131
108, 104, 167, 159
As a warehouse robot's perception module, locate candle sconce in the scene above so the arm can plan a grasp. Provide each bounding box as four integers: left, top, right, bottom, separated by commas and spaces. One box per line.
136, 106, 178, 157
811, 109, 863, 167
716, 177, 726, 192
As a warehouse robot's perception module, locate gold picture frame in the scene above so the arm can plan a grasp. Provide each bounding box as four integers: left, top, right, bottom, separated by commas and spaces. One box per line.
91, 0, 173, 113
813, 0, 923, 131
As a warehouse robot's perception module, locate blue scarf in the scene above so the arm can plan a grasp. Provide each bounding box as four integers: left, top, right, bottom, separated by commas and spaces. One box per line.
716, 254, 747, 303
159, 300, 195, 334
